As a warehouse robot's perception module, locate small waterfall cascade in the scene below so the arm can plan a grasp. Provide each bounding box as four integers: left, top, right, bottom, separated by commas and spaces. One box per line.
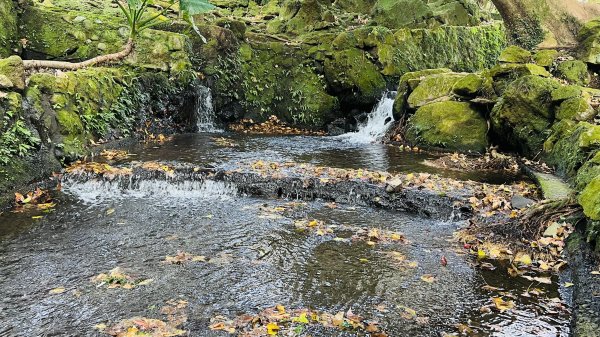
63, 178, 237, 203
195, 86, 221, 132
338, 91, 397, 143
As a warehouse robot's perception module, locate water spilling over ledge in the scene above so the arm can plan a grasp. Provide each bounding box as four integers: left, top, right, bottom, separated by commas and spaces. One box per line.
337, 91, 397, 144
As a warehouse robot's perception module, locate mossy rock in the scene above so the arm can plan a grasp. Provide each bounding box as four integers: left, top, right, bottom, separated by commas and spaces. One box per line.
578, 18, 600, 65
545, 121, 600, 178
580, 176, 600, 221
0, 56, 25, 90
555, 97, 596, 121
498, 45, 532, 64
551, 85, 582, 103
377, 23, 506, 77
0, 0, 18, 57
324, 48, 386, 107
267, 0, 334, 34
532, 49, 558, 68
575, 151, 600, 191
371, 0, 433, 29
406, 101, 488, 152
452, 73, 484, 98
407, 73, 467, 109
488, 63, 551, 96
555, 60, 590, 86
490, 75, 559, 156
392, 68, 452, 117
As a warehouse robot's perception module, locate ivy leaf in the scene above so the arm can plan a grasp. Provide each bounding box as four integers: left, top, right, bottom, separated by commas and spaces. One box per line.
180, 0, 215, 15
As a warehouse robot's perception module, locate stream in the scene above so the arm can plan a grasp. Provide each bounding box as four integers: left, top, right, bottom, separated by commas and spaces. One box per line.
0, 96, 573, 337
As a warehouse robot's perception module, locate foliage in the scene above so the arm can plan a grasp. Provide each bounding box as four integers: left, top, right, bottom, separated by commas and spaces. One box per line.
0, 99, 40, 165
115, 0, 174, 39
179, 0, 215, 16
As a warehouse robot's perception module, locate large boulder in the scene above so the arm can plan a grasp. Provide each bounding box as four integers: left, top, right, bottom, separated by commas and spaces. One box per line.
555, 60, 590, 86
392, 68, 452, 117
578, 18, 600, 64
498, 45, 532, 63
580, 176, 600, 221
544, 121, 600, 178
0, 56, 25, 90
407, 73, 466, 108
324, 48, 386, 108
0, 0, 18, 57
406, 101, 488, 152
267, 0, 335, 34
491, 75, 560, 156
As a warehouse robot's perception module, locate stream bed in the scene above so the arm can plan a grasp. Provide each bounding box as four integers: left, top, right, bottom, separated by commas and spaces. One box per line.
0, 133, 572, 337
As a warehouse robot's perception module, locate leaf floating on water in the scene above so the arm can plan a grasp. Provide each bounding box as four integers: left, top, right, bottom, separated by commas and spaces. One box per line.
48, 287, 66, 295
440, 255, 448, 267
420, 274, 436, 283
105, 316, 186, 337
491, 297, 515, 312
106, 208, 115, 215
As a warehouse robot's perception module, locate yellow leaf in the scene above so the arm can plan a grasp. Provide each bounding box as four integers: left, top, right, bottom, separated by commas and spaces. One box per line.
492, 297, 514, 312
477, 249, 486, 259
276, 304, 286, 314
49, 287, 66, 294
564, 282, 574, 288
420, 274, 436, 283
93, 323, 107, 331
266, 322, 280, 335
106, 208, 115, 215
516, 253, 532, 265
293, 313, 309, 324
308, 220, 319, 227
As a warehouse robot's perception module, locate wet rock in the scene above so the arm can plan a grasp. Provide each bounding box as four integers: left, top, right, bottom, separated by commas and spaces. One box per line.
385, 177, 403, 193
0, 56, 25, 90
327, 118, 348, 136
555, 60, 590, 86
406, 101, 488, 152
511, 195, 535, 209
407, 73, 466, 109
544, 121, 600, 178
491, 75, 559, 156
498, 45, 532, 64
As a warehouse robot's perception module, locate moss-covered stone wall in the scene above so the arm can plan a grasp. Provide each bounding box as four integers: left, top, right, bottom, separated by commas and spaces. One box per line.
0, 0, 18, 58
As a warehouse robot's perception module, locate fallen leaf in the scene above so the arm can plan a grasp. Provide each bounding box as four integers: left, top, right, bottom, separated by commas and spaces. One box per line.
491, 297, 514, 312
420, 274, 436, 283
49, 287, 66, 294
266, 322, 280, 335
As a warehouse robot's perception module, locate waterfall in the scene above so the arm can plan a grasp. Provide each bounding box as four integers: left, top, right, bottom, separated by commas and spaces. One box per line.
337, 91, 397, 143
195, 86, 221, 132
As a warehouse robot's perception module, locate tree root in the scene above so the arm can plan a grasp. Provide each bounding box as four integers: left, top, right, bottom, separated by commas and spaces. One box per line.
23, 39, 134, 71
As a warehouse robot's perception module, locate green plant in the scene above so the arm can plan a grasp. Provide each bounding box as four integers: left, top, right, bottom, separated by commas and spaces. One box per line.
115, 0, 174, 39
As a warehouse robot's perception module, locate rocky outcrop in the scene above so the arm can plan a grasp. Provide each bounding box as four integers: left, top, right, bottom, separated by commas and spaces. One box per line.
0, 0, 18, 58
578, 18, 600, 65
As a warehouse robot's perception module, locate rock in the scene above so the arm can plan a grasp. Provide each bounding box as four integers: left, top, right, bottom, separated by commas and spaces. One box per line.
0, 74, 12, 89
268, 0, 332, 34
393, 68, 452, 117
0, 56, 25, 90
327, 118, 348, 136
580, 176, 600, 221
551, 85, 583, 103
532, 49, 559, 67
452, 73, 484, 98
0, 0, 18, 57
575, 151, 600, 190
532, 171, 573, 201
371, 0, 433, 29
406, 101, 488, 152
487, 63, 551, 95
491, 75, 559, 156
578, 18, 600, 64
324, 48, 386, 107
385, 177, 403, 193
511, 195, 535, 209
498, 45, 532, 63
555, 97, 596, 121
544, 121, 600, 177
555, 60, 590, 86
407, 73, 466, 109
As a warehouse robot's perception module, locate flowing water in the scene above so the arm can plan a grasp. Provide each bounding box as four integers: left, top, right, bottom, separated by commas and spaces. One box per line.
0, 102, 572, 336
337, 91, 397, 144
195, 87, 221, 133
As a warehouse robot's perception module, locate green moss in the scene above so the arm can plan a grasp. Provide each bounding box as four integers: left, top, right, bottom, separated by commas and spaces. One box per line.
580, 176, 600, 221
578, 18, 600, 64
324, 48, 386, 107
555, 97, 595, 121
498, 45, 532, 63
371, 0, 433, 29
575, 151, 600, 190
392, 68, 452, 117
490, 75, 559, 156
532, 49, 558, 67
0, 56, 25, 90
550, 85, 582, 103
406, 101, 488, 152
0, 0, 18, 58
555, 60, 590, 86
545, 122, 600, 177
452, 73, 484, 98
532, 172, 573, 201
407, 73, 466, 108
